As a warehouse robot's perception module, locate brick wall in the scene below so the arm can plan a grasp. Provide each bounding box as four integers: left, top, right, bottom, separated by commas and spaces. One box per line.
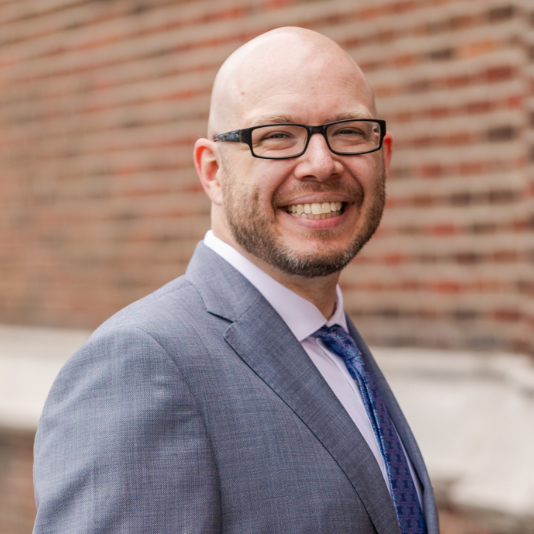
0, 428, 36, 534
341, 0, 534, 354
0, 0, 533, 354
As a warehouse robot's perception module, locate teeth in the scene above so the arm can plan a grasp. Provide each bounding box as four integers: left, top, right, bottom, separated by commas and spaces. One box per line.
285, 202, 344, 219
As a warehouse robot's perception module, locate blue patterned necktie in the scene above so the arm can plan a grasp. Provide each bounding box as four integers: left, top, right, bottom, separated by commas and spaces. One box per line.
312, 324, 426, 534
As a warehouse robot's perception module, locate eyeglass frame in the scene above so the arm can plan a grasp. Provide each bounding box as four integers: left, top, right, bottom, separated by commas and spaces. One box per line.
212, 118, 387, 160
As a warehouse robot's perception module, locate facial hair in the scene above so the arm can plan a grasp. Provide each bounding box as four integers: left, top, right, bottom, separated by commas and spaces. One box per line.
221, 169, 386, 278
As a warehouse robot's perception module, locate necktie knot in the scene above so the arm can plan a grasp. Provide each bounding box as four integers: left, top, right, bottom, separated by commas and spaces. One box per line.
312, 324, 363, 365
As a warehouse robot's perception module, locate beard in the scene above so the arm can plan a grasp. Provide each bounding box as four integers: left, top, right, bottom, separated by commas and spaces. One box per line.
221, 170, 386, 278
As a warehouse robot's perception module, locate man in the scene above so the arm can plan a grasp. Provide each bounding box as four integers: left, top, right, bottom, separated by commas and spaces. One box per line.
33, 27, 439, 534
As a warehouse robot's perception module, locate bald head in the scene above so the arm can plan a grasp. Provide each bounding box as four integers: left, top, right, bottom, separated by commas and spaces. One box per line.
208, 27, 376, 138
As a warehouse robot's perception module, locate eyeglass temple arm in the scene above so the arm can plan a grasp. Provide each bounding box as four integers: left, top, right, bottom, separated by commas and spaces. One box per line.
213, 129, 243, 142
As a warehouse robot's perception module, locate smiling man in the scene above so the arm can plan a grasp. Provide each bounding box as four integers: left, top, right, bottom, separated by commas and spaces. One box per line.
33, 27, 438, 534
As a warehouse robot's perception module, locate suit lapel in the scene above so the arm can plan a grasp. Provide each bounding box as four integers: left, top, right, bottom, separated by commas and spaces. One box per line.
186, 244, 400, 534
224, 305, 400, 534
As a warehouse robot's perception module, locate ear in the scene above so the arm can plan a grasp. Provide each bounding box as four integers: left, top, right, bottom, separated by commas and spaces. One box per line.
194, 138, 223, 206
382, 131, 393, 177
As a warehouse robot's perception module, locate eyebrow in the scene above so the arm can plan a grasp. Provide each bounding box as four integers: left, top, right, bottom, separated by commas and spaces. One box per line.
251, 115, 297, 126
331, 111, 374, 121
250, 111, 374, 126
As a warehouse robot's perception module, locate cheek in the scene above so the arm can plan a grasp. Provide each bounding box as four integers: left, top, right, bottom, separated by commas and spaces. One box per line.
353, 155, 384, 194
252, 160, 295, 194
221, 172, 263, 215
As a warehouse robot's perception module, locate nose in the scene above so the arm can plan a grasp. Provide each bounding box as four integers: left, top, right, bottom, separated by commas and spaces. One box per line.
294, 131, 344, 181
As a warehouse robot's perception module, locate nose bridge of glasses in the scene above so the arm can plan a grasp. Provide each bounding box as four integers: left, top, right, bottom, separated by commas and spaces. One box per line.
308, 124, 324, 135
303, 125, 336, 158
309, 124, 331, 144
306, 124, 326, 145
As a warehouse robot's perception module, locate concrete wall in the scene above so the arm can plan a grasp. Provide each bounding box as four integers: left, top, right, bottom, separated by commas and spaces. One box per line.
376, 347, 534, 534
0, 0, 533, 353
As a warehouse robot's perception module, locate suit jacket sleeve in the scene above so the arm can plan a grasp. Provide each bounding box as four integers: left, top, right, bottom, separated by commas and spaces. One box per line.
33, 327, 221, 534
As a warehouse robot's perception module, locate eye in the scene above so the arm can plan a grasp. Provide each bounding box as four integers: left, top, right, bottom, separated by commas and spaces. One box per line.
266, 132, 288, 139
335, 128, 365, 137
251, 125, 306, 150
261, 131, 294, 140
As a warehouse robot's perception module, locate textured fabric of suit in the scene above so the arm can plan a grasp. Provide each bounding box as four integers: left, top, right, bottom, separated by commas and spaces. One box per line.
33, 243, 439, 534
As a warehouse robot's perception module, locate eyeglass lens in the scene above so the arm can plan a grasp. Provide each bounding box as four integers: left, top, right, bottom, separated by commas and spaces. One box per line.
250, 121, 381, 158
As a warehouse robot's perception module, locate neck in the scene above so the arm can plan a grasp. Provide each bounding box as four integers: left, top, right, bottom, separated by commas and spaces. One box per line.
269, 266, 340, 319
213, 230, 340, 319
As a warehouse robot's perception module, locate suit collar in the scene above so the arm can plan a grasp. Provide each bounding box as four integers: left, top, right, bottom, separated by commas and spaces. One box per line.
185, 242, 263, 323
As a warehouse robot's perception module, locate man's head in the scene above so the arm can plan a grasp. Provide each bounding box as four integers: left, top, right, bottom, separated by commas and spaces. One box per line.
195, 27, 392, 279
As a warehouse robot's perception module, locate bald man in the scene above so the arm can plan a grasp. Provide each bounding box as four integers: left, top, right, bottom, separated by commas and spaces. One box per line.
33, 28, 439, 534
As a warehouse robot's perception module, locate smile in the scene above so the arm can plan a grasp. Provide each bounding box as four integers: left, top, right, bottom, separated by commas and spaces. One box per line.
284, 201, 344, 220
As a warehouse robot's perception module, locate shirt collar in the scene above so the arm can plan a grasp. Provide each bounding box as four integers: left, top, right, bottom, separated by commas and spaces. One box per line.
203, 230, 348, 341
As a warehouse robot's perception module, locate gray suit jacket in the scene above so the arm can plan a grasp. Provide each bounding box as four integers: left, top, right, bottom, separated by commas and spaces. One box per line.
33, 243, 439, 534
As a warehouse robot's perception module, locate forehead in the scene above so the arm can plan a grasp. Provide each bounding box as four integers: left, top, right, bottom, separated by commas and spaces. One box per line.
208, 28, 376, 135
225, 36, 375, 128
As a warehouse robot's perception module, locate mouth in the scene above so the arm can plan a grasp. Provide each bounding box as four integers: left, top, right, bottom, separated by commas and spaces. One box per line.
284, 201, 345, 220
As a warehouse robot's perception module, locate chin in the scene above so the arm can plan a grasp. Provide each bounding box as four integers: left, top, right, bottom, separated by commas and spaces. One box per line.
260, 238, 364, 278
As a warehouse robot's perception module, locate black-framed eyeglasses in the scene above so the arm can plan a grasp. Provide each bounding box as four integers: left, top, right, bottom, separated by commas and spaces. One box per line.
213, 119, 386, 160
